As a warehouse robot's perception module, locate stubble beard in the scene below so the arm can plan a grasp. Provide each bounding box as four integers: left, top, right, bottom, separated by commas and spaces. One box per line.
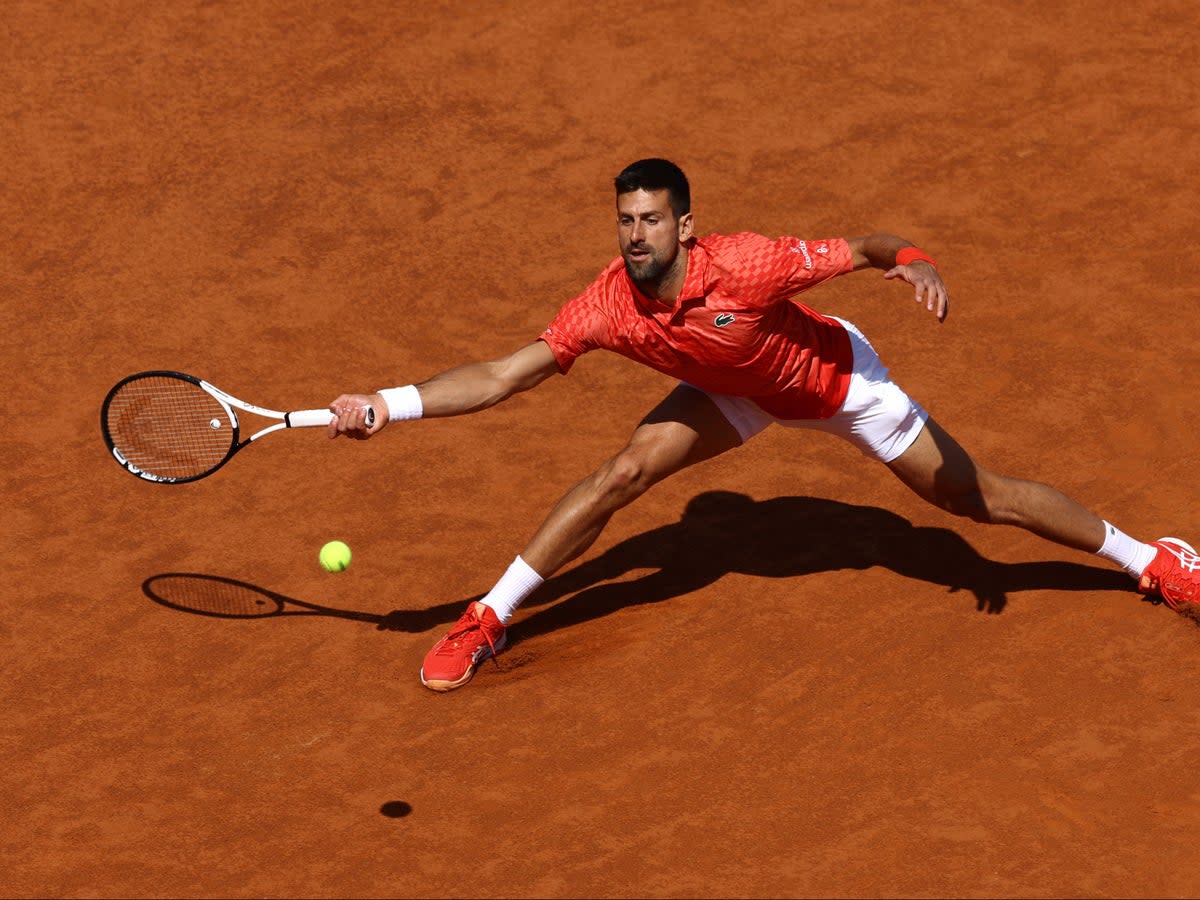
623, 249, 668, 285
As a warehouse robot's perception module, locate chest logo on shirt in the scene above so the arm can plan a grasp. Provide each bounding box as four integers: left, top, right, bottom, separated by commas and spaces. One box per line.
714, 313, 737, 327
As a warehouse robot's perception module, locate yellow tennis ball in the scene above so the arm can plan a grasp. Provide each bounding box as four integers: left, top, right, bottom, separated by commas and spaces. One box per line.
319, 540, 352, 573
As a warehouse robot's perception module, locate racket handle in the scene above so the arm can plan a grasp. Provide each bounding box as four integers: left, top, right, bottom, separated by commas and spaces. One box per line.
288, 409, 335, 428
286, 407, 376, 428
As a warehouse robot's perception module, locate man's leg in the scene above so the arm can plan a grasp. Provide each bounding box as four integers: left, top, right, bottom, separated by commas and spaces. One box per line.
885, 417, 1200, 609
420, 384, 744, 691
518, 384, 745, 577
784, 318, 1197, 612
884, 416, 1106, 551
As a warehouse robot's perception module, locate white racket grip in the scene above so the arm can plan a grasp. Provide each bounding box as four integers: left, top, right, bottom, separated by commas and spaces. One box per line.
288, 408, 336, 428
287, 407, 376, 428
286, 408, 372, 427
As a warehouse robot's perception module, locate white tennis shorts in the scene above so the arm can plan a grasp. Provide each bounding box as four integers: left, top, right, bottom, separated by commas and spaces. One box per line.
695, 318, 928, 463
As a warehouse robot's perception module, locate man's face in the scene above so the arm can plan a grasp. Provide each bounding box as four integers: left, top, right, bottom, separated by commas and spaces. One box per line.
616, 189, 691, 284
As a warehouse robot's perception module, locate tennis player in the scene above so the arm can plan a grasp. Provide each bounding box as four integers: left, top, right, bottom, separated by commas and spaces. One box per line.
328, 158, 1199, 692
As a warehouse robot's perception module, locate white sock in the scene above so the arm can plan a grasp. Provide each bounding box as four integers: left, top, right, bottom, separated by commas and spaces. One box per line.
1096, 521, 1157, 578
480, 556, 544, 625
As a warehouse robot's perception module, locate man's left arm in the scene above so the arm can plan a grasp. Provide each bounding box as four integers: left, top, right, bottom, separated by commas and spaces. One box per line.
847, 233, 949, 323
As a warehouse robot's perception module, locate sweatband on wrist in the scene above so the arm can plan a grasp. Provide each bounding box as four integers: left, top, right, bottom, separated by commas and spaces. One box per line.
376, 385, 423, 421
896, 247, 937, 268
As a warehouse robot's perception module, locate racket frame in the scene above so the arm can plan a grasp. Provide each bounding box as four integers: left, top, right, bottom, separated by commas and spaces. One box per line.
101, 370, 352, 484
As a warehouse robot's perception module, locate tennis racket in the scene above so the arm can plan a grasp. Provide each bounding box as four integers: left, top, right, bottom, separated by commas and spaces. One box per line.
101, 370, 373, 484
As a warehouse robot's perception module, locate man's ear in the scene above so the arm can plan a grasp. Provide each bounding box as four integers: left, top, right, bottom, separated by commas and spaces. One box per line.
677, 212, 694, 242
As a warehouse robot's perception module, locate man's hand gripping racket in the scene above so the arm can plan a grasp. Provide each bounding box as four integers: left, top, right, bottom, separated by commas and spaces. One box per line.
101, 371, 382, 484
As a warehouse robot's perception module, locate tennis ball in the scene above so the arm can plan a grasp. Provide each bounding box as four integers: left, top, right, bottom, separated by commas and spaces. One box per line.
319, 540, 352, 573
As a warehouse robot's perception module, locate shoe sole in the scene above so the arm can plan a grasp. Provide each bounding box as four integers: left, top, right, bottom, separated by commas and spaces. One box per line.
420, 631, 508, 692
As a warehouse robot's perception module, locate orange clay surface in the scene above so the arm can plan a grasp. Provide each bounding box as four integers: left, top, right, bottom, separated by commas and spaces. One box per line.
4, 2, 1200, 897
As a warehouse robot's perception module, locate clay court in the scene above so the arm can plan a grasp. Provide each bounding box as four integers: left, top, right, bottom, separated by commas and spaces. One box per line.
4, 1, 1200, 897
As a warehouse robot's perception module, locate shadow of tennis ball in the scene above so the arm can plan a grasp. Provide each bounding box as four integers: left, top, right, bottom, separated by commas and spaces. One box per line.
380, 801, 413, 818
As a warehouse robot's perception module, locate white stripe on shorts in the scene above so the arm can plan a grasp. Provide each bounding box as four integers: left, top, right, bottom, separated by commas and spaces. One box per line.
691, 318, 928, 463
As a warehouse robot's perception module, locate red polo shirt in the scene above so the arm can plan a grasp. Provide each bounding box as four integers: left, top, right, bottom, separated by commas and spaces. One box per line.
539, 231, 855, 419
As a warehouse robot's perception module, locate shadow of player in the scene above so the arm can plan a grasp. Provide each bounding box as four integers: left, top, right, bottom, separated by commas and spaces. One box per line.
377, 491, 1135, 637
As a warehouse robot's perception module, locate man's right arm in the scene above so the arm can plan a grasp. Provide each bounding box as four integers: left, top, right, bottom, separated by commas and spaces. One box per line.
408, 340, 561, 417
327, 340, 561, 439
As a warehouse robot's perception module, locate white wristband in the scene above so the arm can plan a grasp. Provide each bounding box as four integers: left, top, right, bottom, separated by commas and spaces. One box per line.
377, 385, 423, 421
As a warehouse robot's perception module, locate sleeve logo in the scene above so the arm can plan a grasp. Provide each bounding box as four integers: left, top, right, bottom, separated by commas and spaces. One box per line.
789, 241, 814, 269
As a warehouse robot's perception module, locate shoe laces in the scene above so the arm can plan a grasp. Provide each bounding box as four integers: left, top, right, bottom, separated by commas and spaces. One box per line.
1157, 578, 1198, 610
432, 607, 501, 657
1151, 543, 1200, 609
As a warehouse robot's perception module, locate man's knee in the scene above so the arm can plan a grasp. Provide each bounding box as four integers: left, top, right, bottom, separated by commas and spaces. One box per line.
940, 472, 1026, 526
592, 447, 651, 505
941, 485, 991, 522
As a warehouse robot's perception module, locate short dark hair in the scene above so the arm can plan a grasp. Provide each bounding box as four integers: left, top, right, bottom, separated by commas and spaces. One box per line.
614, 158, 690, 218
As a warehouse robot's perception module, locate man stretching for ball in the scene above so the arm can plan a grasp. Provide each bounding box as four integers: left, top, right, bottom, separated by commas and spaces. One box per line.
328, 158, 1199, 692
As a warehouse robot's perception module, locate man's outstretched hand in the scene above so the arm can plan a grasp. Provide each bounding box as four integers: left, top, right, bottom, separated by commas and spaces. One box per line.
884, 260, 949, 322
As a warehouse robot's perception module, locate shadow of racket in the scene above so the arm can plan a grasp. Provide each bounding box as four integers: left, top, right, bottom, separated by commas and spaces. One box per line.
143, 572, 385, 623
142, 572, 466, 632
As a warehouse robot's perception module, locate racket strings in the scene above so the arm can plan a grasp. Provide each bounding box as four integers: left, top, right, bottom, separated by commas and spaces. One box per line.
105, 376, 234, 479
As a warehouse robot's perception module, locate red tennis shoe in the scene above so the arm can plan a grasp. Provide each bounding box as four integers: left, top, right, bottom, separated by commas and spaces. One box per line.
420, 602, 507, 692
1138, 537, 1200, 609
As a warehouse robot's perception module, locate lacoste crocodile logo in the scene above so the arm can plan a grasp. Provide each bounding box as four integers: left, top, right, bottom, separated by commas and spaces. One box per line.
714, 313, 736, 327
